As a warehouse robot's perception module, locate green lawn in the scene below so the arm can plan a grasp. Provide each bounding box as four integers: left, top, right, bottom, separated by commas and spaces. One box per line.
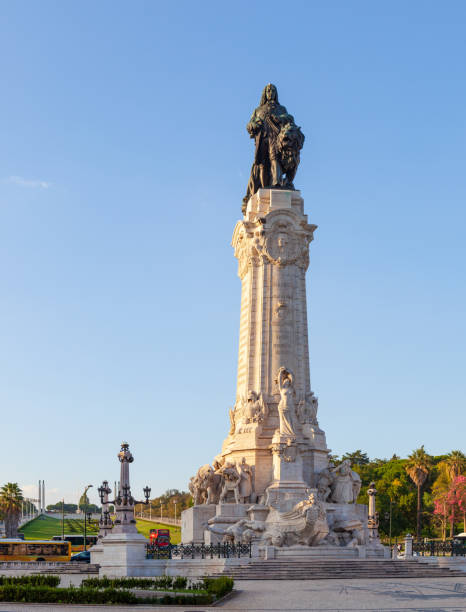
20, 516, 98, 540
19, 515, 180, 544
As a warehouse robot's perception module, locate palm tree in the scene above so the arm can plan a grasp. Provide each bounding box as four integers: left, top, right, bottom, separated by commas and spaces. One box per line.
444, 450, 466, 481
405, 446, 432, 539
0, 483, 24, 538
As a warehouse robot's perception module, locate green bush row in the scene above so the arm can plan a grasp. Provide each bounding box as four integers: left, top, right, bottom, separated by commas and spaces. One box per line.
0, 584, 215, 606
0, 575, 60, 587
82, 575, 184, 590
82, 574, 233, 597
0, 585, 137, 604
143, 593, 213, 605
203, 576, 234, 598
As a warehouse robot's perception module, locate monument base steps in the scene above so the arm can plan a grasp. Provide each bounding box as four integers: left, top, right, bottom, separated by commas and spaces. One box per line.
217, 559, 466, 580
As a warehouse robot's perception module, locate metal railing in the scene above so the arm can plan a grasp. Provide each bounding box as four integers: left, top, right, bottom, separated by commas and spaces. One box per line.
413, 539, 466, 557
146, 542, 252, 560
137, 513, 181, 527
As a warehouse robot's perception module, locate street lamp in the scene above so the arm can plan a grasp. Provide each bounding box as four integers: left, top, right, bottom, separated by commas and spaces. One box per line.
97, 443, 151, 535
174, 500, 177, 523
82, 485, 93, 552
83, 511, 96, 552
384, 499, 395, 548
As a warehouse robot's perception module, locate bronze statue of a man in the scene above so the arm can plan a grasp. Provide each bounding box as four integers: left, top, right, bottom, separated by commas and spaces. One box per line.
243, 84, 305, 212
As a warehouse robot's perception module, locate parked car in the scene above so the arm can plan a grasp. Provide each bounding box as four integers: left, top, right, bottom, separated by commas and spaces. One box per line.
70, 550, 90, 563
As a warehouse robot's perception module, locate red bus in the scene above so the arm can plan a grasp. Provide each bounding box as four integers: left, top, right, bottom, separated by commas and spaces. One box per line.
149, 529, 170, 547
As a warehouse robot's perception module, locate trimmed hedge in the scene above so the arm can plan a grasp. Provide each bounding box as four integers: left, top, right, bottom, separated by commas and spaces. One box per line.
83, 575, 202, 592
83, 576, 164, 590
0, 575, 60, 587
142, 593, 213, 605
82, 575, 233, 598
0, 585, 137, 604
0, 575, 234, 606
203, 576, 234, 598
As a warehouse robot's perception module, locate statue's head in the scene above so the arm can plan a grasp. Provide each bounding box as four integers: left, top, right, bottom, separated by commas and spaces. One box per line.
341, 460, 351, 473
260, 83, 278, 105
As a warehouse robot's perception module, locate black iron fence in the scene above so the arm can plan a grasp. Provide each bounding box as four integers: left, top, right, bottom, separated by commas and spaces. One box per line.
413, 539, 466, 557
146, 542, 252, 560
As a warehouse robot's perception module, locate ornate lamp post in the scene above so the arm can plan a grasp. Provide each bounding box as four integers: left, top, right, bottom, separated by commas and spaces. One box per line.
97, 481, 113, 540
98, 442, 151, 535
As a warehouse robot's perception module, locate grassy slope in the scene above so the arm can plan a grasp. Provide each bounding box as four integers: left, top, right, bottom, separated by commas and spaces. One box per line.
19, 516, 180, 544
20, 516, 98, 540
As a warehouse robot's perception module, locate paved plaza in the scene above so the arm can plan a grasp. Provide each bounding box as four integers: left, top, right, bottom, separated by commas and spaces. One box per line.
0, 576, 464, 611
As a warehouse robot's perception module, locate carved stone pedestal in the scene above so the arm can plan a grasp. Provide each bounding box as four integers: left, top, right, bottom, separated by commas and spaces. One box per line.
205, 503, 249, 545
97, 532, 148, 578
181, 504, 216, 544
265, 432, 310, 511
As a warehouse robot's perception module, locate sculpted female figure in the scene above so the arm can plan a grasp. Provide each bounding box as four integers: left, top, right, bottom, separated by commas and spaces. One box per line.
277, 367, 296, 438
238, 457, 253, 503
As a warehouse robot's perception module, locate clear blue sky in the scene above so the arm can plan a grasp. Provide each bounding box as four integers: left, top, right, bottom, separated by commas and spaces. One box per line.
1, 1, 465, 507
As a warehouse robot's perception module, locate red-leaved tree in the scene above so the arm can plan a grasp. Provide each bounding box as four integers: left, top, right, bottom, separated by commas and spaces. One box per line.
434, 476, 466, 538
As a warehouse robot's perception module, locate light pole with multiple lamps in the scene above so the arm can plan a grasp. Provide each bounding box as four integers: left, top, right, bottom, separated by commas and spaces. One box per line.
97, 442, 151, 535
96, 481, 113, 540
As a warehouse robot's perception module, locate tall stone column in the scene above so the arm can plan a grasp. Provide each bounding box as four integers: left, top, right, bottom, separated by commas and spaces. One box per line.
220, 189, 328, 506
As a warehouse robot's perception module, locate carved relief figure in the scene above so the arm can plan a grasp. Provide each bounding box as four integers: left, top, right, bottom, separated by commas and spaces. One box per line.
189, 474, 205, 506
219, 462, 241, 503
190, 464, 222, 505
316, 467, 334, 502
330, 460, 355, 504
299, 492, 330, 546
233, 391, 267, 433
237, 457, 253, 503
277, 367, 296, 438
351, 469, 362, 502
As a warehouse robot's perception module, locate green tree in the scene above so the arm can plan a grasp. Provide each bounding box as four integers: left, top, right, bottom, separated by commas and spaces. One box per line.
46, 503, 78, 513
0, 483, 24, 538
341, 450, 370, 466
405, 446, 433, 539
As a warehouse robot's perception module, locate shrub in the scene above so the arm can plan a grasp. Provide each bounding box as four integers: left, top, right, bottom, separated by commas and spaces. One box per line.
0, 585, 137, 604
82, 576, 158, 590
203, 576, 234, 598
0, 576, 60, 587
172, 576, 187, 590
144, 593, 213, 605
153, 575, 174, 589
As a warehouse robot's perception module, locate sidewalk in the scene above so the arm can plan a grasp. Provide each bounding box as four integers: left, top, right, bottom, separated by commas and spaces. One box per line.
0, 576, 465, 611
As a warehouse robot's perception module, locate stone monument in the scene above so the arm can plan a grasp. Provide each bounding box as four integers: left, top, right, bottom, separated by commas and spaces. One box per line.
183, 85, 386, 559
